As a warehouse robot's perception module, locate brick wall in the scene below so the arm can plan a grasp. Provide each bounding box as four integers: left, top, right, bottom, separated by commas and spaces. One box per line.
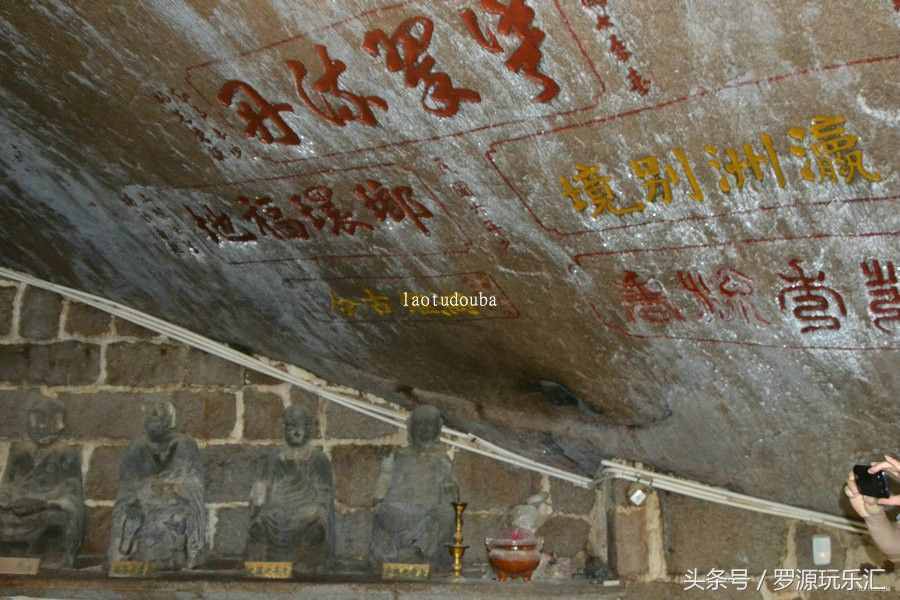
0, 279, 603, 566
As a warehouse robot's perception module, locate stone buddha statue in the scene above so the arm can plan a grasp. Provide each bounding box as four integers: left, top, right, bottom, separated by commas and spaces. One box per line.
370, 405, 458, 568
108, 400, 207, 571
246, 404, 335, 571
0, 398, 85, 568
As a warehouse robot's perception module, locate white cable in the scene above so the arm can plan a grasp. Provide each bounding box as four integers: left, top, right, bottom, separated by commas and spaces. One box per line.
0, 266, 867, 534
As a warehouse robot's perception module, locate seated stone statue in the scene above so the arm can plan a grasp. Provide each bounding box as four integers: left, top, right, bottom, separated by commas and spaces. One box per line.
0, 398, 85, 568
246, 405, 335, 571
108, 400, 207, 571
370, 405, 458, 568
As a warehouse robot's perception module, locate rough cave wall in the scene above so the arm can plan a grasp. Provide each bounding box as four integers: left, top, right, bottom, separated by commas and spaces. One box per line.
0, 1, 898, 516
0, 278, 603, 565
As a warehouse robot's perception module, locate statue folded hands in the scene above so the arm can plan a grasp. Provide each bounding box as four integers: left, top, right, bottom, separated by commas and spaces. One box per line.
246, 404, 335, 572
370, 405, 458, 568
0, 399, 85, 568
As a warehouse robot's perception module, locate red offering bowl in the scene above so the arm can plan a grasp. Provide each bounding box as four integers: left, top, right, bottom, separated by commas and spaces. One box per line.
485, 536, 542, 582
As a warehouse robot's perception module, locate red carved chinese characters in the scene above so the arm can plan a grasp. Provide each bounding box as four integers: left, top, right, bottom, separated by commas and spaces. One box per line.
363, 17, 481, 117
626, 67, 651, 96
217, 82, 300, 145
777, 259, 847, 333
677, 268, 770, 325
581, 0, 651, 97
860, 259, 900, 333
621, 271, 684, 325
609, 34, 630, 62
238, 196, 309, 240
460, 1, 559, 103
354, 179, 433, 235
187, 184, 396, 245
715, 268, 771, 325
186, 205, 257, 244
451, 181, 511, 253
286, 45, 388, 127
289, 186, 374, 237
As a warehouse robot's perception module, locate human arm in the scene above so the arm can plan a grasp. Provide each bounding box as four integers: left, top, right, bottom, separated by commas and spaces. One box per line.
846, 469, 900, 561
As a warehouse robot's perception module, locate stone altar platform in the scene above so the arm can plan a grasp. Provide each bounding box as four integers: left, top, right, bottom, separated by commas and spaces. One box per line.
0, 571, 625, 600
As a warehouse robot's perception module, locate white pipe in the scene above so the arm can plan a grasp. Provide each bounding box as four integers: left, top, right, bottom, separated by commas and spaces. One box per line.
600, 462, 865, 533
0, 266, 867, 534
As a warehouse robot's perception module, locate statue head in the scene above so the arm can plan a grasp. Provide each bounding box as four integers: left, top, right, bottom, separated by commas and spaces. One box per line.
26, 398, 66, 446
284, 404, 314, 448
143, 399, 176, 443
408, 405, 442, 450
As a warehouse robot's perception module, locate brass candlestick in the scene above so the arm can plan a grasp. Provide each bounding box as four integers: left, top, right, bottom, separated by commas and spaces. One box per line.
447, 501, 469, 577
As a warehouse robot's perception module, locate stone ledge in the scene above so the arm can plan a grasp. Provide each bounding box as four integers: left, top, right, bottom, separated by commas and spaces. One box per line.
0, 572, 622, 600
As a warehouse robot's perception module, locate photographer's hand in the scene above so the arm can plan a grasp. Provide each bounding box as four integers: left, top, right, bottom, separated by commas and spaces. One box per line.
847, 470, 900, 562
869, 455, 900, 482
845, 471, 883, 517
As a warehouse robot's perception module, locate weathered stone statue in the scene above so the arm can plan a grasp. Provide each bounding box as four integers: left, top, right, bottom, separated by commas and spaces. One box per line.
0, 398, 85, 568
246, 404, 335, 571
370, 405, 458, 568
108, 400, 207, 571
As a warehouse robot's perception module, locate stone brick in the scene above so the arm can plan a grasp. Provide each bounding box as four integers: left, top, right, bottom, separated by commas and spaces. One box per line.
183, 348, 243, 385
463, 512, 505, 564
795, 523, 846, 569
112, 317, 158, 339
243, 389, 285, 440
0, 389, 46, 439
86, 446, 126, 500
172, 390, 236, 439
0, 345, 28, 384
213, 506, 249, 559
538, 516, 589, 558
204, 445, 270, 503
608, 507, 648, 578
664, 492, 787, 575
452, 451, 541, 511
326, 403, 397, 440
64, 301, 112, 337
57, 390, 235, 440
332, 445, 391, 509
0, 342, 100, 386
105, 342, 183, 386
83, 506, 113, 556
57, 392, 144, 440
335, 509, 373, 561
290, 387, 321, 411
551, 478, 597, 515
0, 286, 16, 337
19, 287, 61, 340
